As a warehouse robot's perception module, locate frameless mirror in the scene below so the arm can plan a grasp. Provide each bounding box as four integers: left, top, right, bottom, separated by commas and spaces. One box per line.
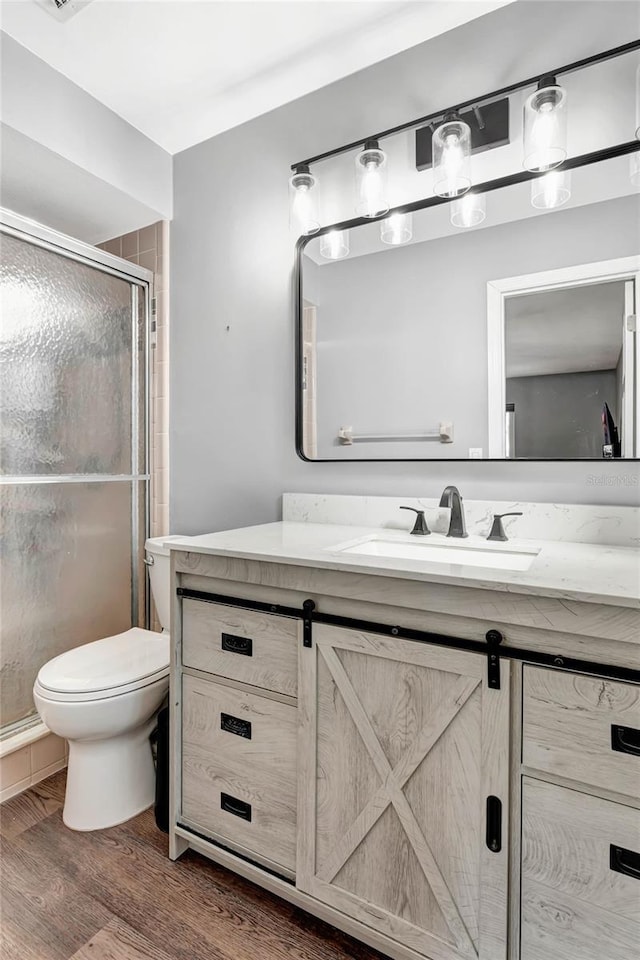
298, 153, 639, 461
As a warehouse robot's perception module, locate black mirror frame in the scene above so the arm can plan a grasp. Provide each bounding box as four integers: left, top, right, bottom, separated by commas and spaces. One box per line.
295, 139, 640, 463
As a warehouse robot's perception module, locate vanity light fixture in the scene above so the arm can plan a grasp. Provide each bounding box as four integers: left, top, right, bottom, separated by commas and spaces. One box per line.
320, 230, 349, 260
380, 212, 413, 245
530, 169, 572, 209
289, 43, 638, 239
432, 113, 472, 198
289, 164, 320, 236
523, 76, 568, 172
450, 191, 486, 228
355, 141, 389, 218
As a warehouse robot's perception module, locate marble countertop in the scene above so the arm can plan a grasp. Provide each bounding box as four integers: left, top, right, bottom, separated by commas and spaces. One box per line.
168, 520, 640, 609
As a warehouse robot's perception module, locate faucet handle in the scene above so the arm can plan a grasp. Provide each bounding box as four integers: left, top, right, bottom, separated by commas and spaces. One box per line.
487, 512, 523, 542
400, 506, 431, 536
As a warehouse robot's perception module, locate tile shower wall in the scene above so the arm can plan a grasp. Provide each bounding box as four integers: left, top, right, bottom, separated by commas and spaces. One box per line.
99, 222, 170, 538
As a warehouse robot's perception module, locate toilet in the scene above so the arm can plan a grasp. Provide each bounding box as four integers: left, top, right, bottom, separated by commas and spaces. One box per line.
33, 535, 181, 832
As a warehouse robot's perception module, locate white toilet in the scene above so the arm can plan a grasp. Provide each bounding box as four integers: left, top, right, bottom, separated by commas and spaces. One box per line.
33, 535, 180, 832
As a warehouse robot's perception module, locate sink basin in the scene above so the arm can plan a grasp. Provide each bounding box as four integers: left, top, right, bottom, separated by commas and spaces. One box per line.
333, 536, 539, 571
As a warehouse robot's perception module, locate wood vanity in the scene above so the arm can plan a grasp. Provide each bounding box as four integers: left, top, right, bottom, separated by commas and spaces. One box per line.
168, 524, 640, 960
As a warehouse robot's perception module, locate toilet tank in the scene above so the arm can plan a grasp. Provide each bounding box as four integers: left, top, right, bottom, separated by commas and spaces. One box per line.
145, 535, 187, 632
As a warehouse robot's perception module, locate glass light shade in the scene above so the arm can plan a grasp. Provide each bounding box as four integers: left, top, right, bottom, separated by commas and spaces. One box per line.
432, 117, 471, 198
636, 64, 640, 139
355, 142, 389, 218
380, 212, 412, 245
523, 80, 567, 172
320, 230, 349, 260
450, 192, 486, 228
530, 169, 571, 209
289, 166, 320, 236
630, 151, 640, 186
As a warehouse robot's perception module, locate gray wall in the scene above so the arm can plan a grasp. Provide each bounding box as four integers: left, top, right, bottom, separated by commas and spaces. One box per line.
310, 197, 638, 459
171, 1, 640, 535
507, 369, 618, 459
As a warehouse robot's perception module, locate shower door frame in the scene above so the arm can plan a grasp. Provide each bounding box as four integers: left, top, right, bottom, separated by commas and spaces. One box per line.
0, 209, 154, 723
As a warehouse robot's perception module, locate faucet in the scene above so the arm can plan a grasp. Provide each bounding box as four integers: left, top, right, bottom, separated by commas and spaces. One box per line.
400, 506, 430, 536
439, 485, 468, 538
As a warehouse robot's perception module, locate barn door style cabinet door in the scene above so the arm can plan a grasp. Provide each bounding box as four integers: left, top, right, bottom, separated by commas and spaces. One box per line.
297, 623, 511, 960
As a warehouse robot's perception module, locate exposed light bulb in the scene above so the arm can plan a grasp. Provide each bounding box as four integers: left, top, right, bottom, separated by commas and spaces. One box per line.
450, 192, 486, 228
433, 115, 471, 198
289, 165, 320, 236
320, 230, 349, 260
355, 141, 389, 218
380, 212, 412, 245
523, 77, 567, 172
530, 169, 571, 209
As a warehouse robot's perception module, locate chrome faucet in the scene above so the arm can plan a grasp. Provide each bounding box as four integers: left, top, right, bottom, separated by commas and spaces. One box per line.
439, 485, 468, 538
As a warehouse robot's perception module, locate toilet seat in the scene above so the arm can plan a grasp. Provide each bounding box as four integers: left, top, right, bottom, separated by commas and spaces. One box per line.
35, 628, 170, 703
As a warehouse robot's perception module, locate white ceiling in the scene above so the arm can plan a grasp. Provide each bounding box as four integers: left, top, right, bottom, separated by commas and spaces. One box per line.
0, 0, 514, 154
505, 281, 626, 378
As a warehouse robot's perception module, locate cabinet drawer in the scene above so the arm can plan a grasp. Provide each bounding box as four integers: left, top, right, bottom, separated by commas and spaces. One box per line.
523, 666, 640, 800
521, 777, 640, 960
182, 598, 298, 696
181, 674, 297, 874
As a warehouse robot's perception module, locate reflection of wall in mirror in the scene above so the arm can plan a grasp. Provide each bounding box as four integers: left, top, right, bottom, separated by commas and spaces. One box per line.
506, 369, 618, 458
505, 278, 627, 459
302, 301, 318, 459
305, 194, 638, 460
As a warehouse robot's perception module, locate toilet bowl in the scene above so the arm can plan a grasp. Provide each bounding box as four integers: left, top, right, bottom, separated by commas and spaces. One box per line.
33, 535, 183, 831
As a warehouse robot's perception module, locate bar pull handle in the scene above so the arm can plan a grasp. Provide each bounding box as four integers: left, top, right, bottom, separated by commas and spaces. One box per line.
486, 795, 502, 853
220, 793, 252, 822
611, 725, 640, 757
221, 633, 253, 657
610, 845, 640, 881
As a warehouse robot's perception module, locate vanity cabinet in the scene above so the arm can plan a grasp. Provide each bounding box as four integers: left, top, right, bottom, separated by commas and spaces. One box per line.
298, 623, 511, 960
170, 550, 640, 960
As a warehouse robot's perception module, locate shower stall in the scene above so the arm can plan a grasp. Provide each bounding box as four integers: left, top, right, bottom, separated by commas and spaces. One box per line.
0, 210, 151, 742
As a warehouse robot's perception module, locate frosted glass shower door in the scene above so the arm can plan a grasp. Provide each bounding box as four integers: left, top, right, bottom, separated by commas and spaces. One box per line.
0, 226, 149, 732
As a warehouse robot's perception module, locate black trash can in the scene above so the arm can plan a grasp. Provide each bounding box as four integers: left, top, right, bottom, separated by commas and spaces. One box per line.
154, 704, 170, 833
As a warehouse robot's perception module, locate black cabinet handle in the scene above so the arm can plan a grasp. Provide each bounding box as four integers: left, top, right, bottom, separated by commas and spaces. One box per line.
610, 845, 640, 881
220, 793, 252, 822
221, 633, 253, 657
220, 713, 252, 739
611, 725, 640, 757
486, 795, 502, 853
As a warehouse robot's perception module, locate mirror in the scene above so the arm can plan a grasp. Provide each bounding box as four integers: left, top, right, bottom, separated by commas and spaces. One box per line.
298, 154, 639, 460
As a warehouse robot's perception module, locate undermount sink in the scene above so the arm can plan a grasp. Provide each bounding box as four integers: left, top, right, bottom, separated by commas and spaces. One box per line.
333, 536, 539, 571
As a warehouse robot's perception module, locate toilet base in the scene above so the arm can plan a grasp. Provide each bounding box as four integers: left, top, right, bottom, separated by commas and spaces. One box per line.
63, 722, 156, 831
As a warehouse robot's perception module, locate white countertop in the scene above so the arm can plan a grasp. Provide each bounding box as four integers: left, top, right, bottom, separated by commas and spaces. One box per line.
168, 521, 640, 609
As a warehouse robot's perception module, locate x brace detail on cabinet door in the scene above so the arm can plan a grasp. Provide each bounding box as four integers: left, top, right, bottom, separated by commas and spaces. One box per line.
297, 623, 511, 960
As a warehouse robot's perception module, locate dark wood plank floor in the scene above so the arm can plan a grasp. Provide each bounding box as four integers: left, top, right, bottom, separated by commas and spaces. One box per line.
1, 771, 387, 960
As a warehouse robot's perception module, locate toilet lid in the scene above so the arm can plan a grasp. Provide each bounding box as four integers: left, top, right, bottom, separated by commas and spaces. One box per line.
37, 628, 170, 695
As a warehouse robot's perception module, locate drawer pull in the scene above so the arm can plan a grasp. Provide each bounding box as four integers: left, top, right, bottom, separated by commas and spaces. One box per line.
611, 724, 640, 757
220, 713, 252, 739
221, 793, 252, 822
486, 795, 502, 853
610, 844, 640, 881
221, 633, 253, 657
